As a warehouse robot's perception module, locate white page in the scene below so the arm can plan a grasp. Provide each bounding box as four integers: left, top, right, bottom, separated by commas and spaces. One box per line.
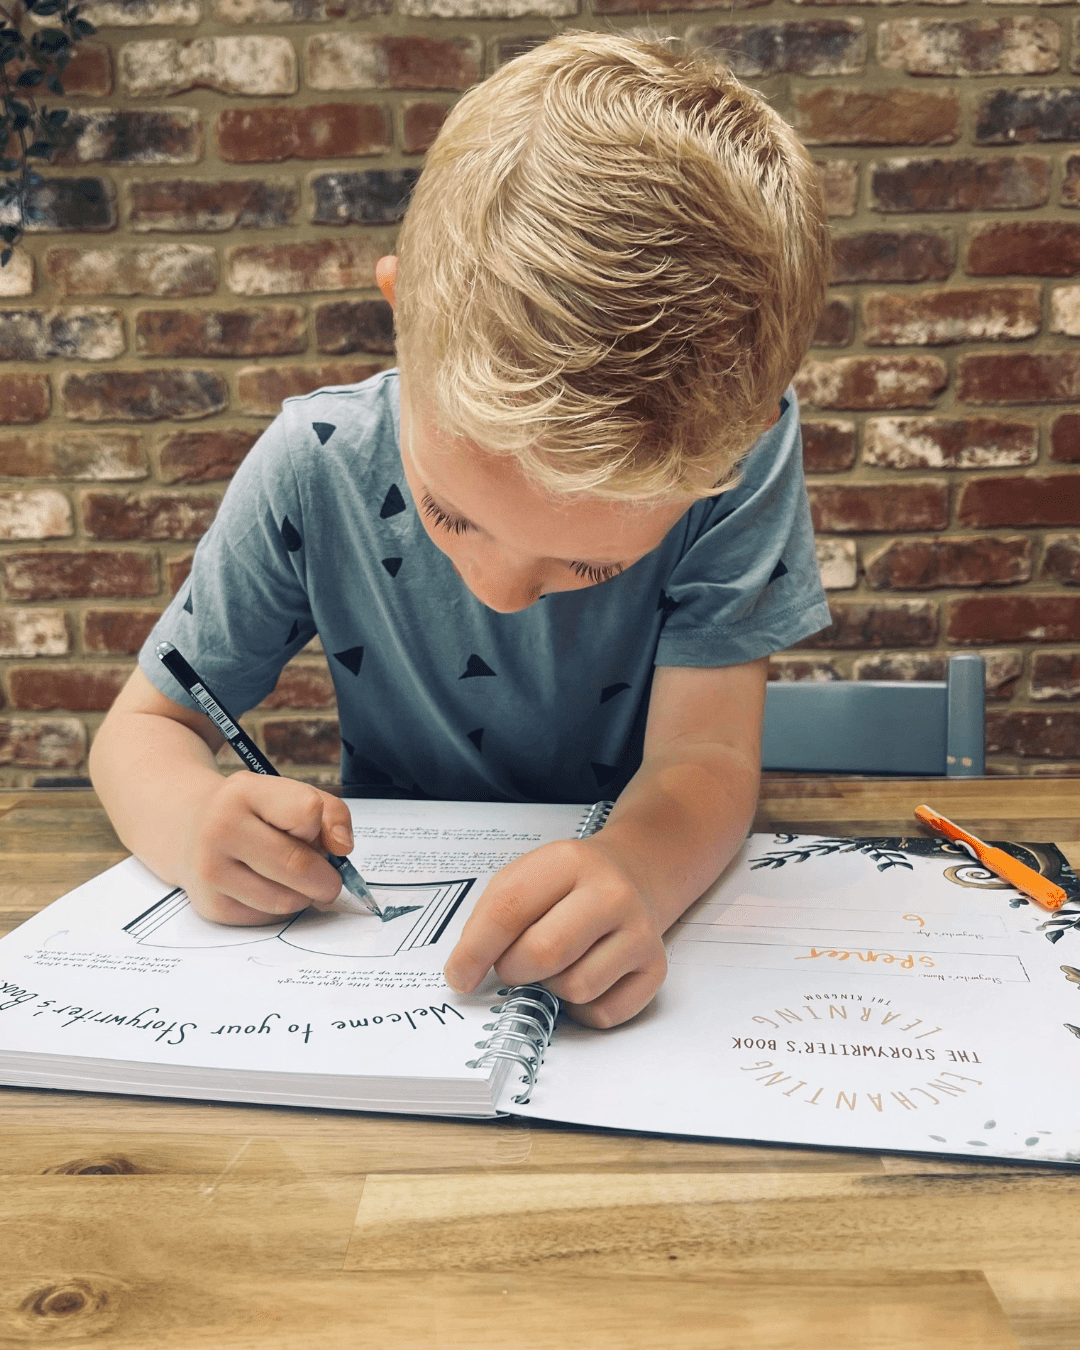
511, 832, 1080, 1165
0, 799, 586, 1108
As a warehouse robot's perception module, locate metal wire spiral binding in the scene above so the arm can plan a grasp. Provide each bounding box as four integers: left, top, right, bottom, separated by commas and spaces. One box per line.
465, 984, 560, 1104
576, 800, 614, 839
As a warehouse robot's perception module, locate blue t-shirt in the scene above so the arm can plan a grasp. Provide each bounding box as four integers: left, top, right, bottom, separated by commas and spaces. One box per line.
140, 369, 829, 802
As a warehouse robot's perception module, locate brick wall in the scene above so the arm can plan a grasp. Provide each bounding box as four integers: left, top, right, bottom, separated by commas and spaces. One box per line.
0, 0, 1078, 786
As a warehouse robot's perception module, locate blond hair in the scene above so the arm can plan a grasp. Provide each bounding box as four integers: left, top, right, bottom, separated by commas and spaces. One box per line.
394, 30, 829, 501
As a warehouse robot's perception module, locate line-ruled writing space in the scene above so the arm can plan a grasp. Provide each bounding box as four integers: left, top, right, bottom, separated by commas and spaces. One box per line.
695, 899, 1007, 940
668, 937, 1030, 983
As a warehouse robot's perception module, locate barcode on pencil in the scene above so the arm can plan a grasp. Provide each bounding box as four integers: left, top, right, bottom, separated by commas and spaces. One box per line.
191, 683, 238, 738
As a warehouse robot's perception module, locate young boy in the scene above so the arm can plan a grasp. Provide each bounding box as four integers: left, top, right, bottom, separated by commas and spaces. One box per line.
89, 31, 831, 1030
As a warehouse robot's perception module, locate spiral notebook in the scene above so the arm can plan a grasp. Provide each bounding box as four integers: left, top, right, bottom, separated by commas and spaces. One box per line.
1, 798, 1079, 1165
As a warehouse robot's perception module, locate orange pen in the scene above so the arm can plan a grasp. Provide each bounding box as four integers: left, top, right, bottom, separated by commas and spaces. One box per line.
915, 805, 1067, 912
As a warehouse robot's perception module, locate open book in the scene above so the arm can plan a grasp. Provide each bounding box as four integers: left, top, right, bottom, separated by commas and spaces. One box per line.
1, 798, 1078, 1165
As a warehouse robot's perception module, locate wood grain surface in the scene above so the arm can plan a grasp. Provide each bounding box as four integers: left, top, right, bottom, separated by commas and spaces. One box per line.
1, 780, 1078, 1350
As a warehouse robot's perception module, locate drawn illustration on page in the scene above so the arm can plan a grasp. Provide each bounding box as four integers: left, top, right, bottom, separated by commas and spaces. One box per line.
124, 878, 476, 959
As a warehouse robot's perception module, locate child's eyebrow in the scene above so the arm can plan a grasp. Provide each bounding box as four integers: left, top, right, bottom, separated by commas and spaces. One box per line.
421, 485, 629, 570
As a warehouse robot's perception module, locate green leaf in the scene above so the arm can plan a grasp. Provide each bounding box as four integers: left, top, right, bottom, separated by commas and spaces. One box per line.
73, 17, 95, 33
46, 76, 63, 95
0, 250, 12, 268
34, 0, 62, 14
25, 141, 51, 158
17, 70, 45, 87
34, 28, 69, 52
47, 108, 67, 126
0, 225, 20, 244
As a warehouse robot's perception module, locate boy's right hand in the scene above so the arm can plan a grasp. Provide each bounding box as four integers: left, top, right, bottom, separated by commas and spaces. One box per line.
178, 772, 356, 925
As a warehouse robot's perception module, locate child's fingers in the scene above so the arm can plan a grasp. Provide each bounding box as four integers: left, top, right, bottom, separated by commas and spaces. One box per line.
535, 929, 659, 1008
206, 810, 343, 908
186, 882, 301, 927
444, 844, 579, 993
561, 961, 668, 1030
489, 889, 618, 988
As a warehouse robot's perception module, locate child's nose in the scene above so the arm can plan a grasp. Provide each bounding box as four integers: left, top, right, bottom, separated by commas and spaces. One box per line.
462, 559, 544, 613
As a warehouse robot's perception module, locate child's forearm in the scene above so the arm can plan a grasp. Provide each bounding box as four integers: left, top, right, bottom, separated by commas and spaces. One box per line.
90, 705, 224, 885
591, 740, 761, 933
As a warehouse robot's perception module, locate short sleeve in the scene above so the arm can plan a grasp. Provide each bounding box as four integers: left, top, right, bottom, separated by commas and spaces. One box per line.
655, 391, 830, 668
138, 412, 316, 717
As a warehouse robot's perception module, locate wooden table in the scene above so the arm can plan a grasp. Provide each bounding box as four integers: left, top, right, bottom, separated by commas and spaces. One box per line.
2, 780, 1078, 1350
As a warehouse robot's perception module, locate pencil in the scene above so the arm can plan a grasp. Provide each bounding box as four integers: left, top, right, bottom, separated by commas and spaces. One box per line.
155, 641, 381, 918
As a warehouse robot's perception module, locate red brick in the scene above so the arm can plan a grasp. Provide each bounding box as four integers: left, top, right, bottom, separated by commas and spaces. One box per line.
797, 600, 938, 649
878, 18, 1060, 78
967, 222, 1080, 276
1065, 155, 1080, 208
53, 109, 202, 166
864, 536, 1031, 590
1, 551, 157, 600
167, 554, 194, 595
61, 44, 115, 98
217, 104, 390, 163
691, 21, 866, 77
227, 240, 384, 296
8, 666, 129, 712
1031, 652, 1080, 702
262, 717, 340, 763
795, 356, 948, 410
958, 476, 1080, 528
986, 710, 1080, 759
947, 595, 1080, 643
811, 298, 854, 347
0, 610, 70, 659
402, 101, 448, 155
0, 375, 49, 425
1043, 534, 1080, 586
314, 300, 394, 355
156, 429, 259, 483
1051, 414, 1080, 463
863, 417, 1037, 470
851, 650, 1022, 701
870, 156, 1049, 213
258, 664, 336, 709
306, 34, 481, 92
793, 88, 960, 147
959, 353, 1080, 405
0, 432, 147, 481
215, 0, 391, 17
810, 482, 948, 533
814, 160, 857, 218
130, 180, 297, 233
831, 232, 954, 284
118, 35, 297, 99
976, 88, 1080, 146
863, 286, 1040, 346
311, 170, 419, 226
82, 491, 219, 542
136, 308, 305, 358
801, 419, 856, 473
47, 245, 217, 298
62, 370, 228, 422
0, 308, 124, 362
83, 609, 162, 656
0, 718, 84, 768
767, 657, 842, 682
597, 0, 766, 10
237, 361, 381, 415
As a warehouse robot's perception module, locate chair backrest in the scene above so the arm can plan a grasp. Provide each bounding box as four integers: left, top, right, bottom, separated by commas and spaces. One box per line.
761, 654, 985, 777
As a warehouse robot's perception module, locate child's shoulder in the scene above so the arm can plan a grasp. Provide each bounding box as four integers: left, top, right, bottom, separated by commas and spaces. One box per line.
275, 368, 400, 466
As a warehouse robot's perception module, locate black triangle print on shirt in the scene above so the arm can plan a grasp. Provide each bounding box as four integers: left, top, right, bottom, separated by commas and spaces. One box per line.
341, 736, 356, 757
600, 682, 630, 704
333, 646, 364, 676
381, 557, 403, 578
460, 654, 496, 679
280, 516, 303, 552
591, 761, 619, 788
380, 484, 406, 519
769, 559, 789, 583
312, 422, 336, 445
657, 589, 681, 617
182, 590, 193, 615
466, 728, 484, 752
285, 619, 300, 646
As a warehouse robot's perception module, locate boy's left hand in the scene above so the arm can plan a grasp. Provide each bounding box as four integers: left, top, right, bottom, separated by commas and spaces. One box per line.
443, 838, 666, 1029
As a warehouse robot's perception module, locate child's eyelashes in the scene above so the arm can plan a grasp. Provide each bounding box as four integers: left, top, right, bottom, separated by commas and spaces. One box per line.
421, 492, 473, 536
420, 488, 624, 586
569, 560, 625, 585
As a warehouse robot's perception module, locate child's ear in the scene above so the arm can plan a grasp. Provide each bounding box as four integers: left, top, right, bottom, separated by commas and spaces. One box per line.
376, 255, 398, 309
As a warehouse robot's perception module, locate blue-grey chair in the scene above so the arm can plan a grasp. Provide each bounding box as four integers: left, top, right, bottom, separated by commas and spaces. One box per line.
761, 654, 985, 777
